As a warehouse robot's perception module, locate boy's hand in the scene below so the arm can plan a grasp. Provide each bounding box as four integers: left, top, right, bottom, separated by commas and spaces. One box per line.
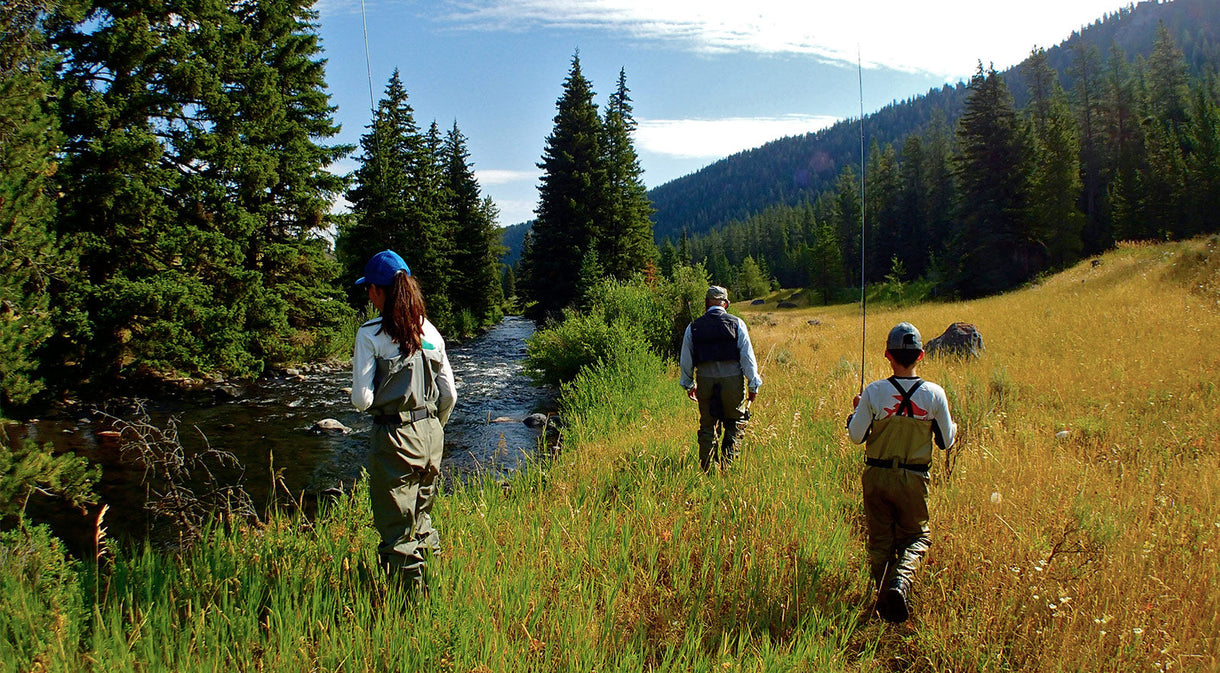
687, 386, 698, 401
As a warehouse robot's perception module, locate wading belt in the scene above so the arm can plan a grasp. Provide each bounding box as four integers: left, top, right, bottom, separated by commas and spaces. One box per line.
372, 407, 432, 427
865, 457, 930, 472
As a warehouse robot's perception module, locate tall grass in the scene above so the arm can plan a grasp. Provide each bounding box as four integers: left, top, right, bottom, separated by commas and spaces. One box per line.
2, 239, 1217, 671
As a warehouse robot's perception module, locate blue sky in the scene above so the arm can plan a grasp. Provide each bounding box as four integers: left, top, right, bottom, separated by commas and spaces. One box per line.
314, 0, 1132, 226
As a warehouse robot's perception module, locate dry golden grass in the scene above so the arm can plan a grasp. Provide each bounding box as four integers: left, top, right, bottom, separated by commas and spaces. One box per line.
737, 238, 1220, 671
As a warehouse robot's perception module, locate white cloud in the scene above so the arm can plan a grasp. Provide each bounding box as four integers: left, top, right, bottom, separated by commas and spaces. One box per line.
635, 114, 839, 159
442, 0, 1130, 78
475, 168, 539, 186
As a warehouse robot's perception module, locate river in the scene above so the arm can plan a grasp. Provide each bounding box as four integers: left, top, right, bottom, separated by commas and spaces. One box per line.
12, 316, 553, 544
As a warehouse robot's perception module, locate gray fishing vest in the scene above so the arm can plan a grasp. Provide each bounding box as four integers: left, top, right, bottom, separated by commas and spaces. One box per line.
690, 310, 739, 365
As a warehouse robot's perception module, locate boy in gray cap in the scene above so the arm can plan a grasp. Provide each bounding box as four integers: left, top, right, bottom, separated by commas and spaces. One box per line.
847, 322, 956, 622
679, 285, 762, 471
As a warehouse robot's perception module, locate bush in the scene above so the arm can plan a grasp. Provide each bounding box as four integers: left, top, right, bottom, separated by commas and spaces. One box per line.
525, 312, 648, 387
0, 524, 86, 669
526, 266, 711, 387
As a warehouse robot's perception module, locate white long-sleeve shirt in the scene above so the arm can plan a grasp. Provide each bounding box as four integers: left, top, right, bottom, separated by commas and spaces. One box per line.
678, 306, 763, 392
351, 317, 456, 425
848, 375, 956, 450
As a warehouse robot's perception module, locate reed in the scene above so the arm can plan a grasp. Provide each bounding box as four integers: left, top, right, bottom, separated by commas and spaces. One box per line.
2, 239, 1216, 671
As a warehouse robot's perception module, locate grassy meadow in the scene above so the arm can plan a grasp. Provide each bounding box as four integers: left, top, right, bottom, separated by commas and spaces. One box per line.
3, 238, 1218, 671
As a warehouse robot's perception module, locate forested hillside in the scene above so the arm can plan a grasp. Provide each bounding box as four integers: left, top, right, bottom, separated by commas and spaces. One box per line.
649, 0, 1220, 240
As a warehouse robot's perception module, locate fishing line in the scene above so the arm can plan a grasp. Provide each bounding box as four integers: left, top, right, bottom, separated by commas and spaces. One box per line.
857, 48, 867, 394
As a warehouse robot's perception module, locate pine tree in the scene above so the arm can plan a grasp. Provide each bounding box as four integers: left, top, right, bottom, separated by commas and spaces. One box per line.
48, 0, 351, 382
417, 121, 455, 331
658, 239, 678, 279
832, 166, 862, 288
1138, 25, 1192, 238
951, 63, 1034, 297
523, 52, 606, 319
0, 0, 64, 409
600, 68, 656, 280
865, 142, 902, 283
1103, 45, 1146, 240
442, 122, 503, 329
1070, 42, 1111, 254
1023, 48, 1085, 269
1185, 86, 1220, 235
338, 70, 421, 306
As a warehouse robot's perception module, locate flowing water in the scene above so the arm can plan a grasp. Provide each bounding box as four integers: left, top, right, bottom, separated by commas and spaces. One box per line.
12, 316, 553, 544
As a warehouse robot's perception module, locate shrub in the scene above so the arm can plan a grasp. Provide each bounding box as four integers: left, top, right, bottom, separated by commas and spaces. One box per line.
0, 524, 86, 668
525, 312, 646, 387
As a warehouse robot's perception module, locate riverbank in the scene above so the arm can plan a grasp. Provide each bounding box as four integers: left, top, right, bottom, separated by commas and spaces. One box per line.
4, 240, 1218, 671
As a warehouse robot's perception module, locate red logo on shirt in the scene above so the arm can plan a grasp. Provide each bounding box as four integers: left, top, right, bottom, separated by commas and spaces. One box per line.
883, 396, 928, 418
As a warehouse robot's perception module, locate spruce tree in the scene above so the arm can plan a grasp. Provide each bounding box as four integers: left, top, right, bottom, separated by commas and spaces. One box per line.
442, 122, 504, 329
1023, 48, 1085, 269
1138, 25, 1192, 238
0, 0, 64, 409
951, 64, 1034, 297
417, 121, 455, 331
339, 70, 420, 306
48, 0, 350, 382
600, 68, 656, 280
523, 52, 606, 319
1103, 45, 1147, 240
1070, 42, 1111, 254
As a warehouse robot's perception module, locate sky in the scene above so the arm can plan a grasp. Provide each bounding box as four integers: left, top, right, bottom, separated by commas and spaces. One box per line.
313, 0, 1135, 227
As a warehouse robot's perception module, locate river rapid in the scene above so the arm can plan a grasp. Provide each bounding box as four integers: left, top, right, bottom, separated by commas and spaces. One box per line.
13, 316, 553, 543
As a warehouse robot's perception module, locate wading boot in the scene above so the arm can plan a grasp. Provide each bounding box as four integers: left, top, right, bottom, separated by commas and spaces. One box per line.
877, 576, 910, 623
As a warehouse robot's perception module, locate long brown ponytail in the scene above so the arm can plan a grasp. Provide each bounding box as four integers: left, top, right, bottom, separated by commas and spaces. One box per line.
376, 271, 427, 354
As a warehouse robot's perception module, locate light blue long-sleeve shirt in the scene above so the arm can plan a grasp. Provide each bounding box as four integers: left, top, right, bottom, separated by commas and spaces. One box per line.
678, 306, 763, 392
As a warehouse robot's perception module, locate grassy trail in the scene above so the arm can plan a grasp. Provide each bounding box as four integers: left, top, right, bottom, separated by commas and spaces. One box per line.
4, 239, 1218, 671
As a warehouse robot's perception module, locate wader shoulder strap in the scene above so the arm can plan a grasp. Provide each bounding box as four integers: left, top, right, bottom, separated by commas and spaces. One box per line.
887, 376, 924, 418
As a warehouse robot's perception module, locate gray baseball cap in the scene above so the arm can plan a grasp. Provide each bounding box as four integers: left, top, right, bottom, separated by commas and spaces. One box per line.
706, 285, 729, 302
887, 322, 923, 350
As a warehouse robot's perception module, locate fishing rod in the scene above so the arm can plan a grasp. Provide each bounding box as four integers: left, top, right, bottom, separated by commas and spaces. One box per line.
360, 0, 376, 114
857, 48, 867, 394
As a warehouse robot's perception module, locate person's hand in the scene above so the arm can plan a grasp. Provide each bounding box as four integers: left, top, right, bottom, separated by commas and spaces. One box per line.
687, 387, 698, 401
748, 390, 757, 403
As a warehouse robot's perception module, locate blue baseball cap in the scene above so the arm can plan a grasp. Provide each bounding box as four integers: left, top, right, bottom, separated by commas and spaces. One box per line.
355, 250, 411, 286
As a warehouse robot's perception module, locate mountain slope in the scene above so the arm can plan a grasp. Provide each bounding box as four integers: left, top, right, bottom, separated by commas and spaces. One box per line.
647, 0, 1220, 242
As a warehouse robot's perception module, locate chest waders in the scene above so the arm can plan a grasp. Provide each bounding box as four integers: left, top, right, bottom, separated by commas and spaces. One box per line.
366, 343, 446, 587
862, 376, 934, 623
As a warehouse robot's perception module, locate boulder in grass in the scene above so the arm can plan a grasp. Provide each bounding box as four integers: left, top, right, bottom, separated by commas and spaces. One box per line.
925, 322, 984, 359
751, 299, 766, 305
777, 301, 798, 308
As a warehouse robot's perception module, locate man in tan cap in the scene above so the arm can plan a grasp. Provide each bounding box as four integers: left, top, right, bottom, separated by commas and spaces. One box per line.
678, 285, 762, 471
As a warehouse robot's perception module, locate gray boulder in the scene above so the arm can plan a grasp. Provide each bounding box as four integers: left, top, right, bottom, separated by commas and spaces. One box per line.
925, 322, 985, 359
311, 418, 352, 436
522, 413, 549, 428
751, 299, 766, 305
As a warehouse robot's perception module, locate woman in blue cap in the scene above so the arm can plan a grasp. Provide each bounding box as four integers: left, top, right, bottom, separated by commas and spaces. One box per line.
351, 250, 456, 588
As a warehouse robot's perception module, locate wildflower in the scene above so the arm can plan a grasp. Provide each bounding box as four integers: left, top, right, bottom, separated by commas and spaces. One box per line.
1133, 628, 1144, 635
